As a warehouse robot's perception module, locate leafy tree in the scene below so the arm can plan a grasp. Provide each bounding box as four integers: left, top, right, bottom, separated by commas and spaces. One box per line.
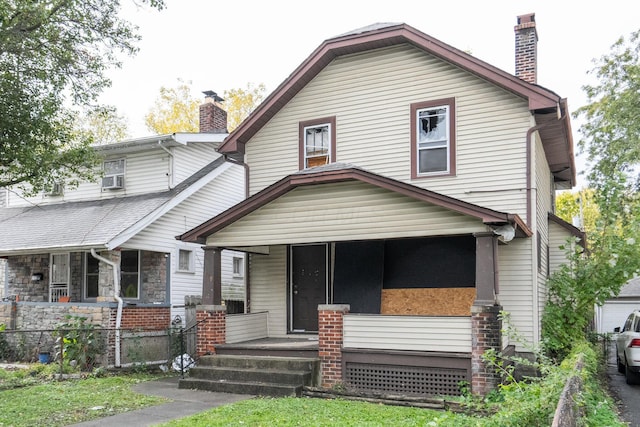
555, 189, 599, 236
144, 81, 267, 134
78, 106, 131, 145
0, 0, 165, 193
223, 83, 266, 132
575, 29, 640, 192
543, 29, 640, 359
144, 79, 200, 134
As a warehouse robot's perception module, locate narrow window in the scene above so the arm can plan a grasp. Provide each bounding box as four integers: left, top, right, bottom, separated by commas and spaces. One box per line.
120, 250, 140, 299
178, 249, 193, 272
85, 254, 99, 299
233, 256, 244, 277
50, 253, 70, 302
411, 98, 456, 178
299, 116, 336, 170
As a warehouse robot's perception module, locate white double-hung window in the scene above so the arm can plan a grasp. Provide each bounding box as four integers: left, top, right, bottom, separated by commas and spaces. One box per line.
102, 159, 125, 189
411, 98, 456, 178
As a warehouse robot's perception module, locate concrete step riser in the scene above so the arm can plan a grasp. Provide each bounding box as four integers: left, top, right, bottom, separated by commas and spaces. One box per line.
198, 356, 317, 372
189, 367, 312, 385
179, 378, 301, 397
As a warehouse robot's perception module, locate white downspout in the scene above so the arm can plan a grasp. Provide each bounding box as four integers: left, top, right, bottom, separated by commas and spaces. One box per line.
91, 249, 123, 367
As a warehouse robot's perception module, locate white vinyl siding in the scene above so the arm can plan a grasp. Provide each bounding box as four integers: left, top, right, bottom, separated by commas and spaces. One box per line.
343, 314, 471, 353
121, 163, 246, 319
226, 312, 269, 343
206, 181, 489, 248
7, 149, 172, 207
549, 221, 574, 274
534, 136, 552, 337
172, 143, 221, 184
245, 44, 532, 216
249, 246, 288, 337
498, 239, 535, 348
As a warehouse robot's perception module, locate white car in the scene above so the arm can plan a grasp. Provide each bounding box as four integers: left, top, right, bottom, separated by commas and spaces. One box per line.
615, 310, 640, 385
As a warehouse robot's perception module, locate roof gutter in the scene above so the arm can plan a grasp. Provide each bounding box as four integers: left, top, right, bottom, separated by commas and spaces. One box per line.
90, 249, 122, 368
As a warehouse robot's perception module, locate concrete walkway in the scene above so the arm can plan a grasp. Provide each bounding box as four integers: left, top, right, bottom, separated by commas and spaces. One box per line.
69, 376, 254, 426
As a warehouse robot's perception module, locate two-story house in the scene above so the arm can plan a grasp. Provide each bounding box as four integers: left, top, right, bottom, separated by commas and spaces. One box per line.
0, 93, 246, 366
178, 16, 582, 396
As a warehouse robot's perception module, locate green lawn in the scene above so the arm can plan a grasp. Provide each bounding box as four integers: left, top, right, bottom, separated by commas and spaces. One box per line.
0, 369, 167, 427
159, 397, 480, 427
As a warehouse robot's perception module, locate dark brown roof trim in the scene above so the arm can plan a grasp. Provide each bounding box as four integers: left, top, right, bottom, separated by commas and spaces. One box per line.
178, 165, 532, 244
219, 23, 562, 156
548, 212, 587, 248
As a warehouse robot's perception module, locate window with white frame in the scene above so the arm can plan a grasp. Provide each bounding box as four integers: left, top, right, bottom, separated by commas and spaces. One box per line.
50, 253, 70, 302
233, 256, 244, 277
411, 98, 456, 178
51, 253, 69, 286
178, 249, 194, 272
120, 250, 139, 299
102, 159, 125, 189
85, 254, 99, 299
299, 116, 336, 170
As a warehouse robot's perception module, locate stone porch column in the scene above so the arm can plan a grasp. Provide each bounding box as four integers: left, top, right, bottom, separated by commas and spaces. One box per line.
195, 304, 226, 357
318, 304, 349, 388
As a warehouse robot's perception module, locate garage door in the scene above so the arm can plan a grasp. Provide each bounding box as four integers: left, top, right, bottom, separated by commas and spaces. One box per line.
599, 301, 640, 334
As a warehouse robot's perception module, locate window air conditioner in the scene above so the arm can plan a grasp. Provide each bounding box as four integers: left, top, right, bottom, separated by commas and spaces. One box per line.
102, 174, 124, 190
46, 182, 64, 196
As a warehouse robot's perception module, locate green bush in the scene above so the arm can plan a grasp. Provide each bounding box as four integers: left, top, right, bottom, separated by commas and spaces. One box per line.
54, 315, 103, 371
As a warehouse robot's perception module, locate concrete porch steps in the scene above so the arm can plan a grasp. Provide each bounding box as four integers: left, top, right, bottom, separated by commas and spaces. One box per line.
178, 354, 320, 397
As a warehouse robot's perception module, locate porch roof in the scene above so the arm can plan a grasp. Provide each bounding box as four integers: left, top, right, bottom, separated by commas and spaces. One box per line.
0, 192, 171, 255
178, 163, 532, 247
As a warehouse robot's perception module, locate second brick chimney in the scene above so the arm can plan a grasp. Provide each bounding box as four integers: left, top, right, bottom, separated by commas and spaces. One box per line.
199, 90, 228, 133
514, 13, 538, 84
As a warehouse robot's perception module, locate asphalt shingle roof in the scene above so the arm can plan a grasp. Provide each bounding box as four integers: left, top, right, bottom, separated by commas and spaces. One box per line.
0, 192, 171, 253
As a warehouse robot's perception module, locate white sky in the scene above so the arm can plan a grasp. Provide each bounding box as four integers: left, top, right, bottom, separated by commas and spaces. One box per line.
99, 0, 640, 187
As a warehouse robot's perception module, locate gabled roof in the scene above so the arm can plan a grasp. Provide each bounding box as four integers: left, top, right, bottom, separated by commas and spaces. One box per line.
178, 163, 532, 245
219, 22, 565, 149
0, 157, 230, 255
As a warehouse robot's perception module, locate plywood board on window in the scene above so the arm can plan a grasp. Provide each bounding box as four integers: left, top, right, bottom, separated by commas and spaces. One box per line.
381, 288, 476, 316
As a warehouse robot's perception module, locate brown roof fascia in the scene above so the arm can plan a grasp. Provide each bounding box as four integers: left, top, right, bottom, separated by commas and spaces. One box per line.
178, 166, 532, 243
218, 23, 561, 156
548, 212, 587, 248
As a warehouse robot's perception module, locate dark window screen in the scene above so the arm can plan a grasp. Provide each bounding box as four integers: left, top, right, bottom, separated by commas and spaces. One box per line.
383, 236, 475, 288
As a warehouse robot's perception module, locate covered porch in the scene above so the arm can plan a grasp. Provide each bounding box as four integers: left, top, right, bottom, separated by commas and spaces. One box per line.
179, 165, 531, 395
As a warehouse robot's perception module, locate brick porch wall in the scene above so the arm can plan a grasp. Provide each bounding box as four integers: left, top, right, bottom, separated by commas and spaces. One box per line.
195, 305, 226, 357
471, 304, 502, 395
318, 304, 349, 388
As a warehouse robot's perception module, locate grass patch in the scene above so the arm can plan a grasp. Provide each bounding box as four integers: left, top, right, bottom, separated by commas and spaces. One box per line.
160, 396, 472, 427
0, 368, 168, 427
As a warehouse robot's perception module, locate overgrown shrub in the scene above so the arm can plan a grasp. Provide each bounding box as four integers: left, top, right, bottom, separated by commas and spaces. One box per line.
54, 315, 103, 371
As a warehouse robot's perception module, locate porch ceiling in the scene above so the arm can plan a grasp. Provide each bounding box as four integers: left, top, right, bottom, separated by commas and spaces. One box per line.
179, 164, 531, 248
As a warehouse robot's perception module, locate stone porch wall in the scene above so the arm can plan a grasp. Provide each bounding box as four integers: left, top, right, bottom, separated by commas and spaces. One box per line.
5, 250, 166, 303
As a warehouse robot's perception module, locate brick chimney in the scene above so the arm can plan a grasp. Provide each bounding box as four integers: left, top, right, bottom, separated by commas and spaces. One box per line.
514, 13, 537, 84
199, 90, 228, 133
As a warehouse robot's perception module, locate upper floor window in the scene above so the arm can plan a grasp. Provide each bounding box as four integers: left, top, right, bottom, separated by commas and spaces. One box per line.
411, 98, 456, 178
102, 159, 125, 190
299, 116, 336, 170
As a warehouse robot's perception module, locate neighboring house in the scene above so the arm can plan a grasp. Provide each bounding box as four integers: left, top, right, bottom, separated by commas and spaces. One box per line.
0, 93, 246, 365
596, 277, 640, 334
179, 16, 581, 395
